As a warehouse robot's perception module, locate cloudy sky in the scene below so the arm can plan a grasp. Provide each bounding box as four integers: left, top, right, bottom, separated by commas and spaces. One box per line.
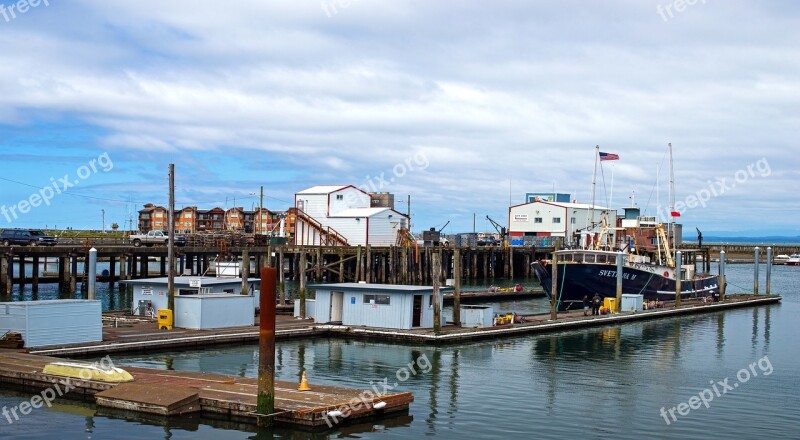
0, 0, 797, 236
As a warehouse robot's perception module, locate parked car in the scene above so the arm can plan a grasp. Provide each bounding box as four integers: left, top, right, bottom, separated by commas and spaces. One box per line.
0, 229, 58, 246
129, 230, 187, 247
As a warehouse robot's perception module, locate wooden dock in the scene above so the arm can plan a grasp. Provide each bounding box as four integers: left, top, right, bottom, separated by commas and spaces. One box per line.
0, 350, 413, 429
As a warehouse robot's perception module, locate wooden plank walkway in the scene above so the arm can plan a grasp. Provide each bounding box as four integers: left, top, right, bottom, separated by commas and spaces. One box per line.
0, 350, 413, 428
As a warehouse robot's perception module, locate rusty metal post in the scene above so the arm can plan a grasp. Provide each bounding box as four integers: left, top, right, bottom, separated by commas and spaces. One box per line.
257, 267, 277, 427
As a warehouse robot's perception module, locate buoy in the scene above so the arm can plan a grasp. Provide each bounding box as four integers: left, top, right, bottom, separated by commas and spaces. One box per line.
298, 371, 311, 391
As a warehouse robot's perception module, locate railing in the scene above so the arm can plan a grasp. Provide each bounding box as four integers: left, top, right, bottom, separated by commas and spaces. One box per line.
288, 208, 350, 246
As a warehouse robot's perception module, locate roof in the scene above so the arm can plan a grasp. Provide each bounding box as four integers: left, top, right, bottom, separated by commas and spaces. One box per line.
331, 207, 395, 218
120, 276, 259, 286
510, 200, 610, 210
308, 282, 453, 293
296, 185, 349, 195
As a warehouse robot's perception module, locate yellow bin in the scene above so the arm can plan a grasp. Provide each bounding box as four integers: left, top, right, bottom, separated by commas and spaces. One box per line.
158, 309, 173, 330
603, 297, 616, 313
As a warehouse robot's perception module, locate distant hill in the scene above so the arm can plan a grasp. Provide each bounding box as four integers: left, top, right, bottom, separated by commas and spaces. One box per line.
684, 236, 800, 245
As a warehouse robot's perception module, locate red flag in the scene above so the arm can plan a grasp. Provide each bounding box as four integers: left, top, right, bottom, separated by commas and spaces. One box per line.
671, 211, 681, 217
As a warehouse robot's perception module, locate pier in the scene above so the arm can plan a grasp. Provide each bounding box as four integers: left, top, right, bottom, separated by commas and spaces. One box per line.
0, 350, 412, 429
0, 244, 540, 295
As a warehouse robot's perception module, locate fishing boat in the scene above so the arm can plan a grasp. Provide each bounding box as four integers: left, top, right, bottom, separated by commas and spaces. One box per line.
787, 254, 800, 266
531, 144, 719, 311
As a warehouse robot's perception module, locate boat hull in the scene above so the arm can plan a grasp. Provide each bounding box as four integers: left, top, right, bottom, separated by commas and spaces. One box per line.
532, 261, 719, 311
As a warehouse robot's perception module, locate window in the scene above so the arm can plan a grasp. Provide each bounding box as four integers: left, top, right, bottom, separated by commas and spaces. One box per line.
563, 253, 574, 262
534, 217, 543, 223
336, 194, 344, 200
596, 255, 607, 264
552, 217, 561, 224
584, 254, 596, 263
570, 217, 576, 224
363, 294, 391, 305
230, 212, 238, 218
141, 213, 151, 219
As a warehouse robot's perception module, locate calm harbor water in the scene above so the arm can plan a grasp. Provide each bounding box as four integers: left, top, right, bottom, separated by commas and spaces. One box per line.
1, 263, 798, 439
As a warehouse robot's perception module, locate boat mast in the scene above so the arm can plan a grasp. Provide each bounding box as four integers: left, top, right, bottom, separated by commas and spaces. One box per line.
668, 143, 676, 259
590, 145, 599, 247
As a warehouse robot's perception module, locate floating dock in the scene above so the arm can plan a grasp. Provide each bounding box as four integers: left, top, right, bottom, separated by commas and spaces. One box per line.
0, 350, 413, 429
18, 294, 782, 357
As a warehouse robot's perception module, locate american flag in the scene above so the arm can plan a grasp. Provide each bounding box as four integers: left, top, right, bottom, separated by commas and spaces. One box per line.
599, 152, 619, 161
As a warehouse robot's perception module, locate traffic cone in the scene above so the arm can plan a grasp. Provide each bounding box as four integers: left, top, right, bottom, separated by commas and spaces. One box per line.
298, 371, 311, 391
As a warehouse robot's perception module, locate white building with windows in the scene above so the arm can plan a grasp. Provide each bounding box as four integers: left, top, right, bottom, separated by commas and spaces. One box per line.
310, 283, 450, 329
294, 185, 409, 246
508, 200, 616, 246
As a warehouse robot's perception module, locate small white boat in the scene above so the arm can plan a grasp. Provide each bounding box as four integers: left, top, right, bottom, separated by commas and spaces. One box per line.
774, 254, 791, 265
787, 254, 800, 266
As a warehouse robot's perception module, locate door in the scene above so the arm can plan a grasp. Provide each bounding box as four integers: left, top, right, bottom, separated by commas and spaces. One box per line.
330, 291, 344, 323
412, 295, 423, 327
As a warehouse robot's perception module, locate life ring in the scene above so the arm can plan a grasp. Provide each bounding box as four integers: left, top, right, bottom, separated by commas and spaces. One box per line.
514, 284, 523, 292
663, 271, 669, 277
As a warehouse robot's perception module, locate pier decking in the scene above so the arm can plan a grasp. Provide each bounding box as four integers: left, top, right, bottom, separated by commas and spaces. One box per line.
0, 350, 413, 428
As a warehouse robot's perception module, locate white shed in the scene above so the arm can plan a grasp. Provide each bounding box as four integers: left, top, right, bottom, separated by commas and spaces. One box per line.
122, 276, 259, 316
0, 300, 102, 348
310, 283, 451, 329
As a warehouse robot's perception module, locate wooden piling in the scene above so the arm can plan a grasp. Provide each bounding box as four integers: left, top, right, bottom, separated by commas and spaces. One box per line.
1, 255, 9, 295
108, 256, 116, 289
366, 245, 372, 283
299, 249, 306, 318
241, 249, 250, 295
453, 247, 461, 326
69, 255, 77, 295
432, 251, 441, 334
32, 256, 39, 293
278, 247, 285, 305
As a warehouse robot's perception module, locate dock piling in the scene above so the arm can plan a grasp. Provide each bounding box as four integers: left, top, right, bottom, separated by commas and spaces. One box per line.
766, 247, 772, 295
241, 249, 249, 295
32, 256, 39, 293
88, 248, 97, 300
753, 247, 760, 295
453, 247, 461, 326
675, 251, 682, 307
257, 267, 277, 427
615, 251, 623, 313
432, 250, 441, 334
719, 250, 726, 300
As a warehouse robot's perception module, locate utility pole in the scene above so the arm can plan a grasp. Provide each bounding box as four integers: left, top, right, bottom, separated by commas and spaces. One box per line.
260, 185, 264, 237
101, 209, 105, 233
167, 164, 175, 312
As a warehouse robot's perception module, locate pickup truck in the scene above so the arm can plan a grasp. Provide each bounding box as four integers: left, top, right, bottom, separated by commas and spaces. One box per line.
130, 230, 187, 247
